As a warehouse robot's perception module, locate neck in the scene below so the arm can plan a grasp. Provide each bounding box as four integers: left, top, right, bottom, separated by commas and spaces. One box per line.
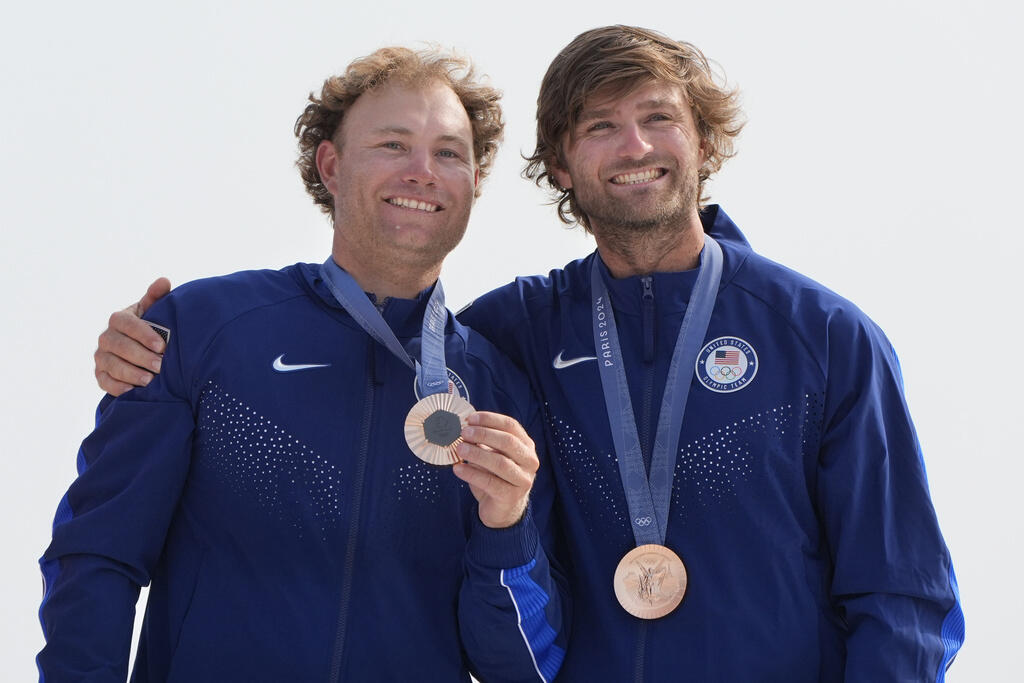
330, 231, 441, 300
593, 210, 705, 278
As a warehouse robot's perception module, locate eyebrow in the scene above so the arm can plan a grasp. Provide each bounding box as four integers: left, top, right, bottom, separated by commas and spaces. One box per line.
371, 126, 470, 147
372, 125, 413, 136
437, 134, 470, 146
578, 99, 684, 123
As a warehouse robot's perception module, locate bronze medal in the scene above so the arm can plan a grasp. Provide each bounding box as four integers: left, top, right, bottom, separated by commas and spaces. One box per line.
613, 544, 687, 619
404, 393, 475, 466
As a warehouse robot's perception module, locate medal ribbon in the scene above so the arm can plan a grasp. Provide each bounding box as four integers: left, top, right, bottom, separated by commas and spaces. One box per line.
319, 257, 450, 397
591, 235, 723, 546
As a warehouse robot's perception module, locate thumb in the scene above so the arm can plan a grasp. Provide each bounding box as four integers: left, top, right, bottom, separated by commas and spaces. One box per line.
135, 277, 172, 316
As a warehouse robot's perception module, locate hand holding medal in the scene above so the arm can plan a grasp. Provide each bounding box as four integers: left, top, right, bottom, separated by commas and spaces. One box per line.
319, 258, 539, 528
452, 411, 539, 529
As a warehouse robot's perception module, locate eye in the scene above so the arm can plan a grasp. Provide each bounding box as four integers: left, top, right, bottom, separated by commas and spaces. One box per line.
647, 113, 672, 122
437, 149, 460, 159
587, 121, 613, 132
382, 141, 404, 150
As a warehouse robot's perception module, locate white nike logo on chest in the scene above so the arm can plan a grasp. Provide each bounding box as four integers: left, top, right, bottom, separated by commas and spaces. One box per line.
552, 350, 598, 369
272, 354, 331, 372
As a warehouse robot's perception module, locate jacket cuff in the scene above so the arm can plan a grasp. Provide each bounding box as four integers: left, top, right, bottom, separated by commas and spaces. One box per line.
465, 504, 539, 569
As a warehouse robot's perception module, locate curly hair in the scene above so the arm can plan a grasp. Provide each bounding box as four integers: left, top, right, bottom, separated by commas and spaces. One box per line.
523, 25, 744, 231
295, 46, 504, 217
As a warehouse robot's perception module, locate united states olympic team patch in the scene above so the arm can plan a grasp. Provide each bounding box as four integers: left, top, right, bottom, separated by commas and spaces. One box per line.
696, 337, 758, 393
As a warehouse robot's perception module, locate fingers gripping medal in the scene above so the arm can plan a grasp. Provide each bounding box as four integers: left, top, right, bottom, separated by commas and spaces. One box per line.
319, 258, 473, 466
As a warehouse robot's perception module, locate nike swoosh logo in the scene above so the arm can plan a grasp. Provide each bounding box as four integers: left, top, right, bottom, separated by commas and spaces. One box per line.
552, 350, 598, 370
272, 354, 331, 373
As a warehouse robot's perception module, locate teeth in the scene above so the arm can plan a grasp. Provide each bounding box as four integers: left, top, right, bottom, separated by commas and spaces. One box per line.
611, 169, 662, 185
388, 197, 439, 212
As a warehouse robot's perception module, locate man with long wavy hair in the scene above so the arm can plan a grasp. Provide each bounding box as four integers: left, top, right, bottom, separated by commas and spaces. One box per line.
91, 25, 962, 681
471, 26, 962, 681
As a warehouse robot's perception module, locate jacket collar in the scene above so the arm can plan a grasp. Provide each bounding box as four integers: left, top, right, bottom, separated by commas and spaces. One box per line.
593, 204, 750, 316
298, 261, 465, 342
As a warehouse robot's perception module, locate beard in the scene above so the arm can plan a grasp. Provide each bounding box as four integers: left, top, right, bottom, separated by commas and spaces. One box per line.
576, 161, 699, 240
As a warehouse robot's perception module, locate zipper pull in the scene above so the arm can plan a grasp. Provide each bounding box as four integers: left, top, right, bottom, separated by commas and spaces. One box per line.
641, 277, 655, 363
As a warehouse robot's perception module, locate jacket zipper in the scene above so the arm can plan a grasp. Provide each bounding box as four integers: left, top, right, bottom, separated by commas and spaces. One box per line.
639, 276, 656, 472
633, 621, 648, 683
328, 343, 377, 681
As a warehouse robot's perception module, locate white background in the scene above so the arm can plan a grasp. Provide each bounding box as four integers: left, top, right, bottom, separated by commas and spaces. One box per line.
2, 1, 1020, 680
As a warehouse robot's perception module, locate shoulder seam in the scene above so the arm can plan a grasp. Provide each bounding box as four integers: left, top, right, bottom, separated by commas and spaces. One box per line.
726, 263, 828, 383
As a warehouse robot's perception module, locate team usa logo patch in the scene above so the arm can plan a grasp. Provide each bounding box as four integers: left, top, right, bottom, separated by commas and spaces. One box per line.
696, 337, 758, 393
413, 368, 470, 403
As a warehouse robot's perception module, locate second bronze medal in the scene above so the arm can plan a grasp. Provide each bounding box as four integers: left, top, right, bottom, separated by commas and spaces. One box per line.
613, 544, 688, 619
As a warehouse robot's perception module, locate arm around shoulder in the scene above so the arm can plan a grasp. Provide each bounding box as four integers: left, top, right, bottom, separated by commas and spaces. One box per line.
94, 278, 172, 396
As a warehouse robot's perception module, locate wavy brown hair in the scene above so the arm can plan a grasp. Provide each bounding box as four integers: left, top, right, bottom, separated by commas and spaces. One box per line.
524, 25, 744, 231
295, 46, 504, 218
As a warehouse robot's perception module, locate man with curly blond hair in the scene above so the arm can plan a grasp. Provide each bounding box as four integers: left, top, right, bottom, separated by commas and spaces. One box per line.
90, 25, 963, 681
39, 46, 567, 682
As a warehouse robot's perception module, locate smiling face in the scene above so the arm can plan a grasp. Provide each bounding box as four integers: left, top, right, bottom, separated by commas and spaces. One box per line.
316, 81, 478, 285
551, 79, 705, 238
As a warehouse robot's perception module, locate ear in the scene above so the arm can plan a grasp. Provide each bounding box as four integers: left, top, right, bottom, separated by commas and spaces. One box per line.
474, 166, 480, 189
315, 140, 340, 196
549, 161, 573, 190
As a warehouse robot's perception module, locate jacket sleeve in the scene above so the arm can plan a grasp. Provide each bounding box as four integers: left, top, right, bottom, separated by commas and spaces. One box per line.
817, 311, 964, 682
458, 403, 569, 683
37, 302, 194, 682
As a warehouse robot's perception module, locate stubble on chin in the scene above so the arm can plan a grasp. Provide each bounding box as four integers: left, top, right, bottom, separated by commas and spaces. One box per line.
386, 209, 470, 270
583, 169, 698, 242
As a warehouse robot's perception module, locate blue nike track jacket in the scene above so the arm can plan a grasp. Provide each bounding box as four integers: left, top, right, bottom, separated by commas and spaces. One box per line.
39, 263, 567, 682
458, 206, 964, 682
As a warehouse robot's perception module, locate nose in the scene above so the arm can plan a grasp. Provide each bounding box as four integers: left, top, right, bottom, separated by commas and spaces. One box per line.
618, 123, 654, 160
403, 149, 437, 185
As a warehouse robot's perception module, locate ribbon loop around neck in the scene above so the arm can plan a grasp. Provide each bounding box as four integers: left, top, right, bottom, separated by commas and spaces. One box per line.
319, 258, 450, 397
590, 235, 723, 547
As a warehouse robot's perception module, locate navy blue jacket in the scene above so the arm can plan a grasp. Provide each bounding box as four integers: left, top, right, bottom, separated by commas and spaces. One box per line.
459, 206, 963, 682
39, 263, 566, 682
